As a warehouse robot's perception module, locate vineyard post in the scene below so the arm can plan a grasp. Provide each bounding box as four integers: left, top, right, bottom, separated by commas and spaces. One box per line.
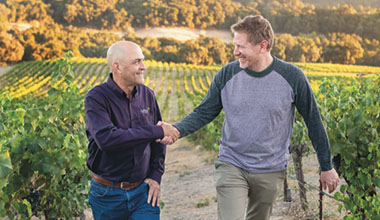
291, 143, 308, 211
283, 171, 292, 202
319, 171, 323, 220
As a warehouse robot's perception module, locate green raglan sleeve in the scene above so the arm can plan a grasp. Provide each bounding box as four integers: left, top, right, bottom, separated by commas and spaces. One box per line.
173, 68, 225, 138
294, 70, 332, 171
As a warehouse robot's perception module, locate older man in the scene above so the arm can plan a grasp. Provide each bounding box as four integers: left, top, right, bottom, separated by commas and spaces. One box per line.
84, 41, 179, 219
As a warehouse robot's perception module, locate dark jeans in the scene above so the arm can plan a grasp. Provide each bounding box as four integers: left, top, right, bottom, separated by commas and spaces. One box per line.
89, 180, 160, 220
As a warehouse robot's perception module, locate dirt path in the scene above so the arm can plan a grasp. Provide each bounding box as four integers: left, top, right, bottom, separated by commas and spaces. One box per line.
0, 66, 13, 88
160, 139, 345, 220
161, 139, 217, 220
160, 139, 298, 220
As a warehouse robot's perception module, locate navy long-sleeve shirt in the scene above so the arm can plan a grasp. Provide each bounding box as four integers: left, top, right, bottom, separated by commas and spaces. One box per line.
85, 74, 166, 184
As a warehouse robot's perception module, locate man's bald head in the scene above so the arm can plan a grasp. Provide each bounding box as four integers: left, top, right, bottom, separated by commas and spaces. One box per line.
107, 41, 143, 68
106, 41, 146, 94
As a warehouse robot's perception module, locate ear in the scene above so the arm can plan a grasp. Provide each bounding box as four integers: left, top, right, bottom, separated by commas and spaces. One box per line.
112, 61, 121, 73
260, 40, 269, 52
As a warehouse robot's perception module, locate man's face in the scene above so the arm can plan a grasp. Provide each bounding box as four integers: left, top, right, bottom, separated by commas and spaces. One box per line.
233, 31, 262, 69
117, 47, 146, 87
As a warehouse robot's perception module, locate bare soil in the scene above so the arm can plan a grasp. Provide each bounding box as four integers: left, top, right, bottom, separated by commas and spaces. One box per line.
0, 66, 13, 88
159, 139, 346, 220
0, 66, 12, 75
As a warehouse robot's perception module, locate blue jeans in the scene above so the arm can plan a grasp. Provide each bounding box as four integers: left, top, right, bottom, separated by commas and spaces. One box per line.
88, 180, 160, 220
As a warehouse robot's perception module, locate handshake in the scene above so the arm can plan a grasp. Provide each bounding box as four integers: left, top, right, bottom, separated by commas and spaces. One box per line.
156, 121, 180, 145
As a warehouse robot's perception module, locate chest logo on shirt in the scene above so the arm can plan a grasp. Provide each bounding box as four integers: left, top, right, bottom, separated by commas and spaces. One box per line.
140, 107, 150, 115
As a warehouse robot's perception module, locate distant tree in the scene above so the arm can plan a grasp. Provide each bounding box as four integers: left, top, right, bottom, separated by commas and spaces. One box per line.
99, 8, 133, 30
140, 36, 161, 59
29, 40, 66, 60
153, 37, 181, 62
357, 38, 380, 66
15, 23, 69, 61
0, 30, 24, 64
322, 33, 364, 64
301, 0, 380, 8
6, 0, 53, 24
0, 4, 9, 27
177, 3, 197, 28
79, 32, 122, 57
197, 36, 230, 64
160, 45, 180, 62
48, 0, 132, 30
179, 39, 209, 65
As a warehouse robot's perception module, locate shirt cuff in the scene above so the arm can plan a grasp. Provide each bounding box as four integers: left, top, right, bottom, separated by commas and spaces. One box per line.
152, 125, 165, 139
172, 124, 183, 138
320, 161, 333, 171
148, 170, 163, 184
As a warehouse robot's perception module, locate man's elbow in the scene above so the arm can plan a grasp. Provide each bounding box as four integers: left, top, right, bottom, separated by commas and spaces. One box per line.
94, 132, 115, 151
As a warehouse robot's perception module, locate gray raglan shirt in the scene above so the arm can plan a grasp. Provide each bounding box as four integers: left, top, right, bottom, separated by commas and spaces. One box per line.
174, 56, 332, 173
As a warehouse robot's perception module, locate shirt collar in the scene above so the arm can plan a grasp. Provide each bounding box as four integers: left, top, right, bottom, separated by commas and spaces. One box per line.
244, 56, 275, 77
107, 73, 138, 98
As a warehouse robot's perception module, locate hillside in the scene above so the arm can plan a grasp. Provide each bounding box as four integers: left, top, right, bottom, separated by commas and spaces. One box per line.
2, 0, 380, 66
301, 0, 380, 8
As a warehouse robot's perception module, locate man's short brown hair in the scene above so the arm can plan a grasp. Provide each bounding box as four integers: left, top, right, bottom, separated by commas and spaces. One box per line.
231, 15, 274, 51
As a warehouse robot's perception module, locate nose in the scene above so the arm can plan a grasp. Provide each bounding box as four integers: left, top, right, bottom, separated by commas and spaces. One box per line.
140, 61, 147, 70
233, 46, 240, 56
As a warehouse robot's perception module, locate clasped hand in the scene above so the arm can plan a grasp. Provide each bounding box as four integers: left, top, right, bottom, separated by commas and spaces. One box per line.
156, 121, 179, 145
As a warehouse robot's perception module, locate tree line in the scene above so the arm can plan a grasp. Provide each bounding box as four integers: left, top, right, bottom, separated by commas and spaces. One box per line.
2, 0, 380, 41
1, 21, 380, 66
1, 0, 380, 66
301, 0, 380, 8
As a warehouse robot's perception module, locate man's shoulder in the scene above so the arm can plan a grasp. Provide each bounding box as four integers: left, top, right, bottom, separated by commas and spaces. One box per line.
137, 84, 156, 97
273, 57, 306, 83
221, 60, 241, 72
274, 57, 303, 74
85, 82, 108, 99
215, 60, 242, 81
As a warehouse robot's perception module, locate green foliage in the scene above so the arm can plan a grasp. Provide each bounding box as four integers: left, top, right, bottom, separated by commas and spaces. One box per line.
79, 32, 122, 58
196, 198, 210, 208
0, 52, 89, 219
186, 95, 224, 151
318, 76, 380, 219
291, 113, 308, 147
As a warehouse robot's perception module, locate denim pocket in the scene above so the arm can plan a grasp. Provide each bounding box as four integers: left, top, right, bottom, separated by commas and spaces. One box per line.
139, 182, 148, 193
90, 181, 109, 198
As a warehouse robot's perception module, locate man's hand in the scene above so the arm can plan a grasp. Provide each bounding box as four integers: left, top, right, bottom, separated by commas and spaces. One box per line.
156, 121, 179, 144
144, 178, 160, 207
320, 168, 339, 193
156, 135, 175, 145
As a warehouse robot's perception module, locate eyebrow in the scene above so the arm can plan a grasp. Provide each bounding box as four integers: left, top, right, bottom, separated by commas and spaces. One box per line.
133, 58, 144, 63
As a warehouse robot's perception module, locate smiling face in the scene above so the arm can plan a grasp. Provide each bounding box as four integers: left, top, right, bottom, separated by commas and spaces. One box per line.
233, 31, 263, 70
117, 47, 146, 87
108, 41, 147, 93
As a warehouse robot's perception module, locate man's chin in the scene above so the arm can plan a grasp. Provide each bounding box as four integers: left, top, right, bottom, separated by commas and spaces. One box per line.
239, 61, 247, 69
138, 79, 145, 85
